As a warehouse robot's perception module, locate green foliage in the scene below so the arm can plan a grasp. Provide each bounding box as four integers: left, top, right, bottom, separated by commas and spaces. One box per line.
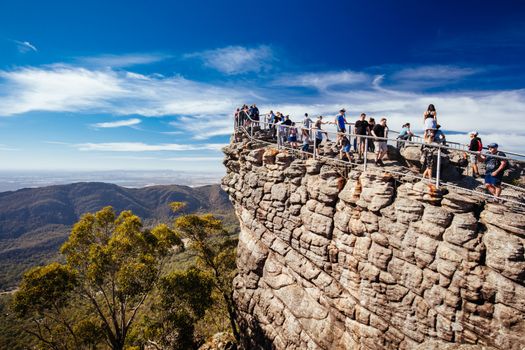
144, 267, 214, 349
170, 201, 187, 214
10, 204, 240, 349
14, 206, 183, 350
172, 209, 240, 342
13, 263, 77, 317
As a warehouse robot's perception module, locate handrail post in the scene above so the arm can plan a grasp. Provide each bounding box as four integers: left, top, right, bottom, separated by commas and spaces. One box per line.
313, 132, 317, 160
363, 137, 368, 171
276, 125, 280, 150
436, 146, 442, 189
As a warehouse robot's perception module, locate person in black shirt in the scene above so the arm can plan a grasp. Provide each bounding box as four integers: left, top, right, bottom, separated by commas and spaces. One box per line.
465, 131, 482, 178
354, 113, 369, 161
367, 118, 376, 152
371, 118, 388, 166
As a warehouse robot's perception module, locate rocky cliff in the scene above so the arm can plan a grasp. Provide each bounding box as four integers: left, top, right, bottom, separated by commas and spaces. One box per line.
221, 134, 525, 350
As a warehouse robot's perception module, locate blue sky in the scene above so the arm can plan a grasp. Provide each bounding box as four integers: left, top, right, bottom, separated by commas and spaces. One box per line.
0, 0, 524, 171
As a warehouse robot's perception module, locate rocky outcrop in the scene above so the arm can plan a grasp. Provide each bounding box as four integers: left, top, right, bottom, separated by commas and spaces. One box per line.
221, 136, 525, 350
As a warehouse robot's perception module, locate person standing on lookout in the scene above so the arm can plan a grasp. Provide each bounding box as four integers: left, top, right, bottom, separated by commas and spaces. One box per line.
314, 115, 330, 142
465, 131, 482, 178
371, 117, 388, 166
334, 109, 349, 143
479, 143, 507, 198
354, 113, 369, 161
302, 113, 313, 142
423, 104, 437, 137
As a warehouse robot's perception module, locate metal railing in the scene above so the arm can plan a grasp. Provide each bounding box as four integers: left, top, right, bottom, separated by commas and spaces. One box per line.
234, 112, 525, 207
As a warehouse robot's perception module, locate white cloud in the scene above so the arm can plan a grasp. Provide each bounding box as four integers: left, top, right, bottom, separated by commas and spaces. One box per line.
13, 40, 37, 53
74, 142, 227, 152
91, 118, 142, 128
186, 45, 274, 75
169, 114, 233, 140
0, 66, 245, 117
0, 67, 126, 115
257, 84, 525, 153
77, 53, 170, 68
0, 61, 523, 154
273, 70, 369, 91
392, 65, 480, 80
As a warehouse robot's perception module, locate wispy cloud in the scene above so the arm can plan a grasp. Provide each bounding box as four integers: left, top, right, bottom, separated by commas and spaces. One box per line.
12, 40, 38, 53
91, 118, 142, 128
392, 65, 480, 80
0, 60, 524, 153
273, 70, 369, 91
186, 45, 274, 75
76, 53, 170, 68
0, 66, 245, 117
74, 142, 227, 152
169, 115, 233, 140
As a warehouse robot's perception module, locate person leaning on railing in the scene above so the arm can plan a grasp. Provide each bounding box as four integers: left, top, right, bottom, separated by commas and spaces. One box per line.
396, 122, 414, 149
315, 115, 330, 141
479, 143, 507, 198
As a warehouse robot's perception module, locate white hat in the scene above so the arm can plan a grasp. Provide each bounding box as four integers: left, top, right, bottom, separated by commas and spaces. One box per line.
469, 131, 478, 135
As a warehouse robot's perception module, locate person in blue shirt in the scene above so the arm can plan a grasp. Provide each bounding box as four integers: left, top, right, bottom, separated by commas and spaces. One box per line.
433, 124, 446, 144
334, 109, 349, 145
396, 122, 414, 148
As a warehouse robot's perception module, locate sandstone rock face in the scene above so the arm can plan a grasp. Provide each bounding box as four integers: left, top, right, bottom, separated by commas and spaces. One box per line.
222, 138, 525, 350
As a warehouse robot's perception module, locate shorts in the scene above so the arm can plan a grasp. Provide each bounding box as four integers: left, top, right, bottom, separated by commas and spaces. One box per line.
315, 138, 323, 148
288, 135, 297, 142
374, 141, 387, 152
485, 174, 502, 186
338, 126, 346, 133
469, 154, 478, 164
301, 144, 309, 152
422, 151, 435, 170
342, 144, 350, 153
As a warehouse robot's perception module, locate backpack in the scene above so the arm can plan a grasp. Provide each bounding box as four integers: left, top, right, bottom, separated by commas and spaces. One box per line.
499, 152, 510, 171
492, 152, 510, 172
476, 138, 483, 151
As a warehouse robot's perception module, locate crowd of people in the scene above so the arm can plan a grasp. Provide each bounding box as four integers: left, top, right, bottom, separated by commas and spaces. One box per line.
234, 103, 510, 198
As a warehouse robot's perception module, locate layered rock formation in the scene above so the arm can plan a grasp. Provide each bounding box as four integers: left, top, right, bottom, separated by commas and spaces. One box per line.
221, 135, 525, 350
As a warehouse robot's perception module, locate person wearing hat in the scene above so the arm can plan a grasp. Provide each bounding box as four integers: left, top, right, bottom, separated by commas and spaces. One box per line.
479, 143, 507, 198
466, 131, 483, 178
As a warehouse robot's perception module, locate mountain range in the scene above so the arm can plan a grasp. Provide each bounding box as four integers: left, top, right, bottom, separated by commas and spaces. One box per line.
0, 182, 234, 290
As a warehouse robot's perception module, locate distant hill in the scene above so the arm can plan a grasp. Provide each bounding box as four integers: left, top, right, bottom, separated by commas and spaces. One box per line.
0, 182, 235, 290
